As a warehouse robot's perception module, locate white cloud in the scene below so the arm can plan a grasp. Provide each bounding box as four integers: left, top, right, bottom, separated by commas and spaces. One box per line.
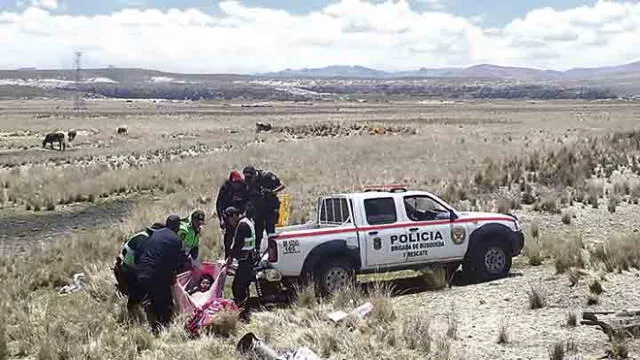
415, 0, 445, 11
0, 0, 638, 73
22, 0, 58, 10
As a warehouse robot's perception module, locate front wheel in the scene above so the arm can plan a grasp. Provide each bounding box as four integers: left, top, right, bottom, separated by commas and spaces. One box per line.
464, 239, 512, 283
314, 258, 355, 297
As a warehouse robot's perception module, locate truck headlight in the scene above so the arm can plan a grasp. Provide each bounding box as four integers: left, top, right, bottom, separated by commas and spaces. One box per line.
256, 269, 282, 282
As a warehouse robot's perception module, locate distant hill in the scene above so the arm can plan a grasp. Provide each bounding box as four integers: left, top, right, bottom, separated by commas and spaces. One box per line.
0, 60, 638, 100
262, 65, 389, 78
259, 61, 640, 82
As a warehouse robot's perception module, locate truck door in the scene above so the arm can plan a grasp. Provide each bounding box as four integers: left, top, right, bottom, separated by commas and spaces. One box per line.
362, 196, 408, 267
401, 194, 456, 263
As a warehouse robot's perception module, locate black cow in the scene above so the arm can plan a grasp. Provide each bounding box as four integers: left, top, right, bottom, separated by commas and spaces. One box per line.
42, 131, 67, 151
255, 122, 272, 133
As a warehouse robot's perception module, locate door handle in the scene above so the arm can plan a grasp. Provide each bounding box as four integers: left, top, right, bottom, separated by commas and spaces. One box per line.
369, 231, 378, 235
409, 228, 419, 232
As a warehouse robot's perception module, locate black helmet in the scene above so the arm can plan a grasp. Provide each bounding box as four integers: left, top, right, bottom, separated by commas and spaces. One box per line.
165, 214, 181, 232
224, 206, 241, 217
191, 209, 206, 223
242, 166, 256, 176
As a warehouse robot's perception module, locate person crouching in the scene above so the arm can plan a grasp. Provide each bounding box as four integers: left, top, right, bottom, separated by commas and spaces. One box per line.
136, 214, 191, 335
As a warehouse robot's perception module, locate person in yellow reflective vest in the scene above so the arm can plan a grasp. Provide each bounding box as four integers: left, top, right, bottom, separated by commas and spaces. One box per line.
177, 209, 206, 265
224, 206, 256, 309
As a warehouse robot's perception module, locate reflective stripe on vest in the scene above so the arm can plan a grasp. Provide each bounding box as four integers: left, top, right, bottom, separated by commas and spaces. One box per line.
118, 230, 148, 266
235, 217, 256, 252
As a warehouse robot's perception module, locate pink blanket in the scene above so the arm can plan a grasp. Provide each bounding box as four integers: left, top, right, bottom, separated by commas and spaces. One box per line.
172, 260, 239, 337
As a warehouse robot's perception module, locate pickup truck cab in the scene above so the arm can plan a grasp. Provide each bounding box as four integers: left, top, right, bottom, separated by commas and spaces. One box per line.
263, 186, 525, 295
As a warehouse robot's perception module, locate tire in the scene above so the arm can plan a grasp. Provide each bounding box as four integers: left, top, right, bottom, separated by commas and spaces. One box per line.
463, 238, 512, 283
314, 257, 355, 297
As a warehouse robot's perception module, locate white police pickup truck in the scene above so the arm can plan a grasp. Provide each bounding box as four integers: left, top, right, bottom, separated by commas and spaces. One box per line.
261, 186, 525, 296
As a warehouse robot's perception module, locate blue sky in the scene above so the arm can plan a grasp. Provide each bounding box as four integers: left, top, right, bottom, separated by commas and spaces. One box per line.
0, 0, 637, 73
0, 0, 595, 27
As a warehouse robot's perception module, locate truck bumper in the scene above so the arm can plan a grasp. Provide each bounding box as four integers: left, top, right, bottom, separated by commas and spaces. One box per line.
511, 230, 525, 256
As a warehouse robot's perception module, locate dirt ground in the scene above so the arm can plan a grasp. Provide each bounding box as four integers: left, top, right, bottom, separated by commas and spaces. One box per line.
2, 98, 640, 359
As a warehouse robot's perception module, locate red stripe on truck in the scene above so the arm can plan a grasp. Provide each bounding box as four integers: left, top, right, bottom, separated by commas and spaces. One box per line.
272, 217, 516, 241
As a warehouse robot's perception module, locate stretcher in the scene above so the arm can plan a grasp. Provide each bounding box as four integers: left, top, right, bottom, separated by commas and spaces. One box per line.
172, 260, 238, 337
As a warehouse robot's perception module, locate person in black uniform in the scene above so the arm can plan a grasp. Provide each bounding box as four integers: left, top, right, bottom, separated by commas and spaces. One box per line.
224, 206, 257, 309
215, 170, 249, 258
242, 166, 285, 253
113, 221, 165, 318
136, 214, 190, 335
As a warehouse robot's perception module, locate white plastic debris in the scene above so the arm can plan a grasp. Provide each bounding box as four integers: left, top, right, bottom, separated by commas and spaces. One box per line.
58, 272, 86, 295
326, 302, 373, 323
283, 347, 323, 360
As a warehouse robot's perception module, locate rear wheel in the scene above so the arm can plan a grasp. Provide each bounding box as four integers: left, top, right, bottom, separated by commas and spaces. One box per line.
464, 238, 512, 283
314, 258, 355, 297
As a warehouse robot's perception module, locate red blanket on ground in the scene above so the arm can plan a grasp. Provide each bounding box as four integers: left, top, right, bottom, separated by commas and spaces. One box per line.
172, 260, 238, 337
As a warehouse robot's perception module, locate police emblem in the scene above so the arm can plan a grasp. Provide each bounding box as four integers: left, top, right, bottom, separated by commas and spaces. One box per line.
451, 226, 466, 245
373, 237, 382, 250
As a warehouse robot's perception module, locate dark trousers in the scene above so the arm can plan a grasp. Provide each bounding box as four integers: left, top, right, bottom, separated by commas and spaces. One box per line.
140, 277, 174, 335
114, 261, 144, 312
232, 258, 254, 308
253, 207, 279, 250
223, 227, 234, 259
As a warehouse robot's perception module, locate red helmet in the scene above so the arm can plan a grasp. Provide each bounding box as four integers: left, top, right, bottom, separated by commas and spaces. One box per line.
229, 170, 243, 182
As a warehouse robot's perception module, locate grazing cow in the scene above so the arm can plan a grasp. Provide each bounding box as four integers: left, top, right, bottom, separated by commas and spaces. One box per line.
255, 122, 272, 133
42, 131, 68, 151
67, 130, 77, 142
117, 126, 128, 135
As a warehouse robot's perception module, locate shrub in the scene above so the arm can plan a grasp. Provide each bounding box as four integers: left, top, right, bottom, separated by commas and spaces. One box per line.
567, 312, 577, 327
524, 237, 543, 266
528, 285, 546, 309
531, 223, 540, 239
497, 319, 509, 344
522, 190, 536, 205
553, 234, 585, 274
561, 212, 572, 225
402, 312, 431, 353
446, 305, 458, 339
589, 279, 604, 295
608, 196, 619, 213
610, 340, 629, 359
587, 294, 599, 306
549, 341, 564, 360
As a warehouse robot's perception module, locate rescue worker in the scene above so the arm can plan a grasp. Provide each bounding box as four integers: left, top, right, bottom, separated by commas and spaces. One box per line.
224, 206, 256, 309
177, 209, 206, 265
215, 170, 250, 258
113, 222, 164, 315
136, 214, 190, 335
242, 166, 285, 252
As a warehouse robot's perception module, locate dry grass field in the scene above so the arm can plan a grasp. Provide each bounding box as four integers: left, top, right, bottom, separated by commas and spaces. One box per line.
2, 98, 640, 360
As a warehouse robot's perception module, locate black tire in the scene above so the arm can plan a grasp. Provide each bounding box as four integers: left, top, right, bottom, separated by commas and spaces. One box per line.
463, 238, 512, 283
314, 257, 355, 297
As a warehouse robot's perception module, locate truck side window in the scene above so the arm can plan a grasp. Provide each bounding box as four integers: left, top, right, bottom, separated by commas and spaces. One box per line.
404, 196, 448, 221
364, 197, 397, 225
320, 198, 351, 225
